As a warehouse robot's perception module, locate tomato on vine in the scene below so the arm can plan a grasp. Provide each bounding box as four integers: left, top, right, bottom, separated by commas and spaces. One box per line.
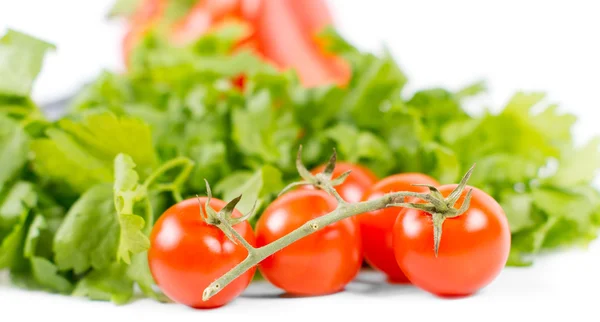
359, 173, 439, 283
255, 189, 363, 295
148, 197, 256, 309
393, 185, 510, 297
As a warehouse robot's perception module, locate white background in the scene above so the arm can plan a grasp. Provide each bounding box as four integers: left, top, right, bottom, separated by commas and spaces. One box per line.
1, 0, 599, 321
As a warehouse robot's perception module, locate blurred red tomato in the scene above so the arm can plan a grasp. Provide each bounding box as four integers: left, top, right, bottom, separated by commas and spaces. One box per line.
122, 0, 350, 87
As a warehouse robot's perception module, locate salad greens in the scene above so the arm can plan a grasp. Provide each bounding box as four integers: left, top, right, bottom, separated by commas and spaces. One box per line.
1, 22, 599, 304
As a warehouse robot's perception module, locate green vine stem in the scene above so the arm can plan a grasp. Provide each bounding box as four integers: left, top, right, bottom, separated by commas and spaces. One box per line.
143, 156, 194, 202
201, 147, 475, 301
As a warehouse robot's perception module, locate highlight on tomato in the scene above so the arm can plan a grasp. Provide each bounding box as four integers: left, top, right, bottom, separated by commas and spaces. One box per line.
148, 197, 256, 309
359, 173, 439, 283
306, 161, 378, 203
255, 189, 363, 295
393, 185, 511, 297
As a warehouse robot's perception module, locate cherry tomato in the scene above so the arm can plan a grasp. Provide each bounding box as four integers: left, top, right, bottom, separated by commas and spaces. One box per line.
392, 185, 510, 297
359, 173, 439, 283
148, 197, 256, 309
255, 189, 362, 295
306, 162, 378, 203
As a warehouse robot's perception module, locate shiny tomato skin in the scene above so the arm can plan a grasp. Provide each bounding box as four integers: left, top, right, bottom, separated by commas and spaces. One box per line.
359, 173, 439, 283
305, 162, 378, 203
148, 197, 256, 309
393, 185, 510, 297
255, 190, 362, 295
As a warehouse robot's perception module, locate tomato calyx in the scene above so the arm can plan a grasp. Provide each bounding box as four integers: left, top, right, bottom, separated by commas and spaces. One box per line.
280, 146, 351, 204
198, 179, 257, 245
392, 165, 476, 257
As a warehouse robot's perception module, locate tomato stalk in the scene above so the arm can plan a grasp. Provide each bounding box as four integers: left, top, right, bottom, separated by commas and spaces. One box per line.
142, 156, 195, 202
201, 147, 475, 301
389, 168, 475, 257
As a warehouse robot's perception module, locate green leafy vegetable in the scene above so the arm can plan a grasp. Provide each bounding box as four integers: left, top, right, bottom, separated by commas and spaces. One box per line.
31, 111, 157, 194
0, 115, 29, 193
0, 210, 29, 269
113, 154, 150, 264
0, 29, 54, 97
73, 262, 134, 305
53, 184, 119, 273
215, 165, 284, 219
23, 215, 73, 293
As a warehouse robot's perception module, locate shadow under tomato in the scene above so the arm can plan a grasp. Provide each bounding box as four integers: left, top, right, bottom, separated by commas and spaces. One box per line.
433, 290, 480, 300
343, 271, 421, 297
241, 270, 427, 299
241, 284, 342, 299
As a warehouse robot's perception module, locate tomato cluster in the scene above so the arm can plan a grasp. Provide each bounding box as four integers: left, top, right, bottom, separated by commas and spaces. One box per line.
148, 162, 510, 309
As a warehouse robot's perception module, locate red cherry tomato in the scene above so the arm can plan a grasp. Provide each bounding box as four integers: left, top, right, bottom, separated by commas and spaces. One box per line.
148, 197, 256, 309
359, 173, 439, 283
255, 190, 362, 295
393, 185, 511, 297
306, 162, 378, 203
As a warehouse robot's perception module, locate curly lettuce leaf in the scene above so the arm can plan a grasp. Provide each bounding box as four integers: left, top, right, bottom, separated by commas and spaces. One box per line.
113, 154, 150, 264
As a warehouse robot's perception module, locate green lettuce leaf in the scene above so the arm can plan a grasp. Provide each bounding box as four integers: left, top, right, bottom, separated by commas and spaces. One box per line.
113, 154, 150, 264
127, 252, 166, 301
73, 262, 134, 305
0, 115, 29, 194
215, 165, 284, 219
232, 90, 300, 170
31, 112, 157, 194
324, 123, 395, 177
21, 215, 73, 293
53, 184, 119, 273
0, 210, 30, 269
0, 182, 37, 231
0, 29, 55, 97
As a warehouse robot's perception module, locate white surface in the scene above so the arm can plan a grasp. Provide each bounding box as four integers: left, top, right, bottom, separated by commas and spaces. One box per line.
1, 0, 600, 320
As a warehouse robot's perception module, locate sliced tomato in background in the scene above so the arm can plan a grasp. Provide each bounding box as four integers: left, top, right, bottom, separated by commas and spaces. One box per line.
286, 0, 333, 35
253, 0, 350, 87
122, 0, 167, 67
170, 0, 247, 45
122, 0, 349, 88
